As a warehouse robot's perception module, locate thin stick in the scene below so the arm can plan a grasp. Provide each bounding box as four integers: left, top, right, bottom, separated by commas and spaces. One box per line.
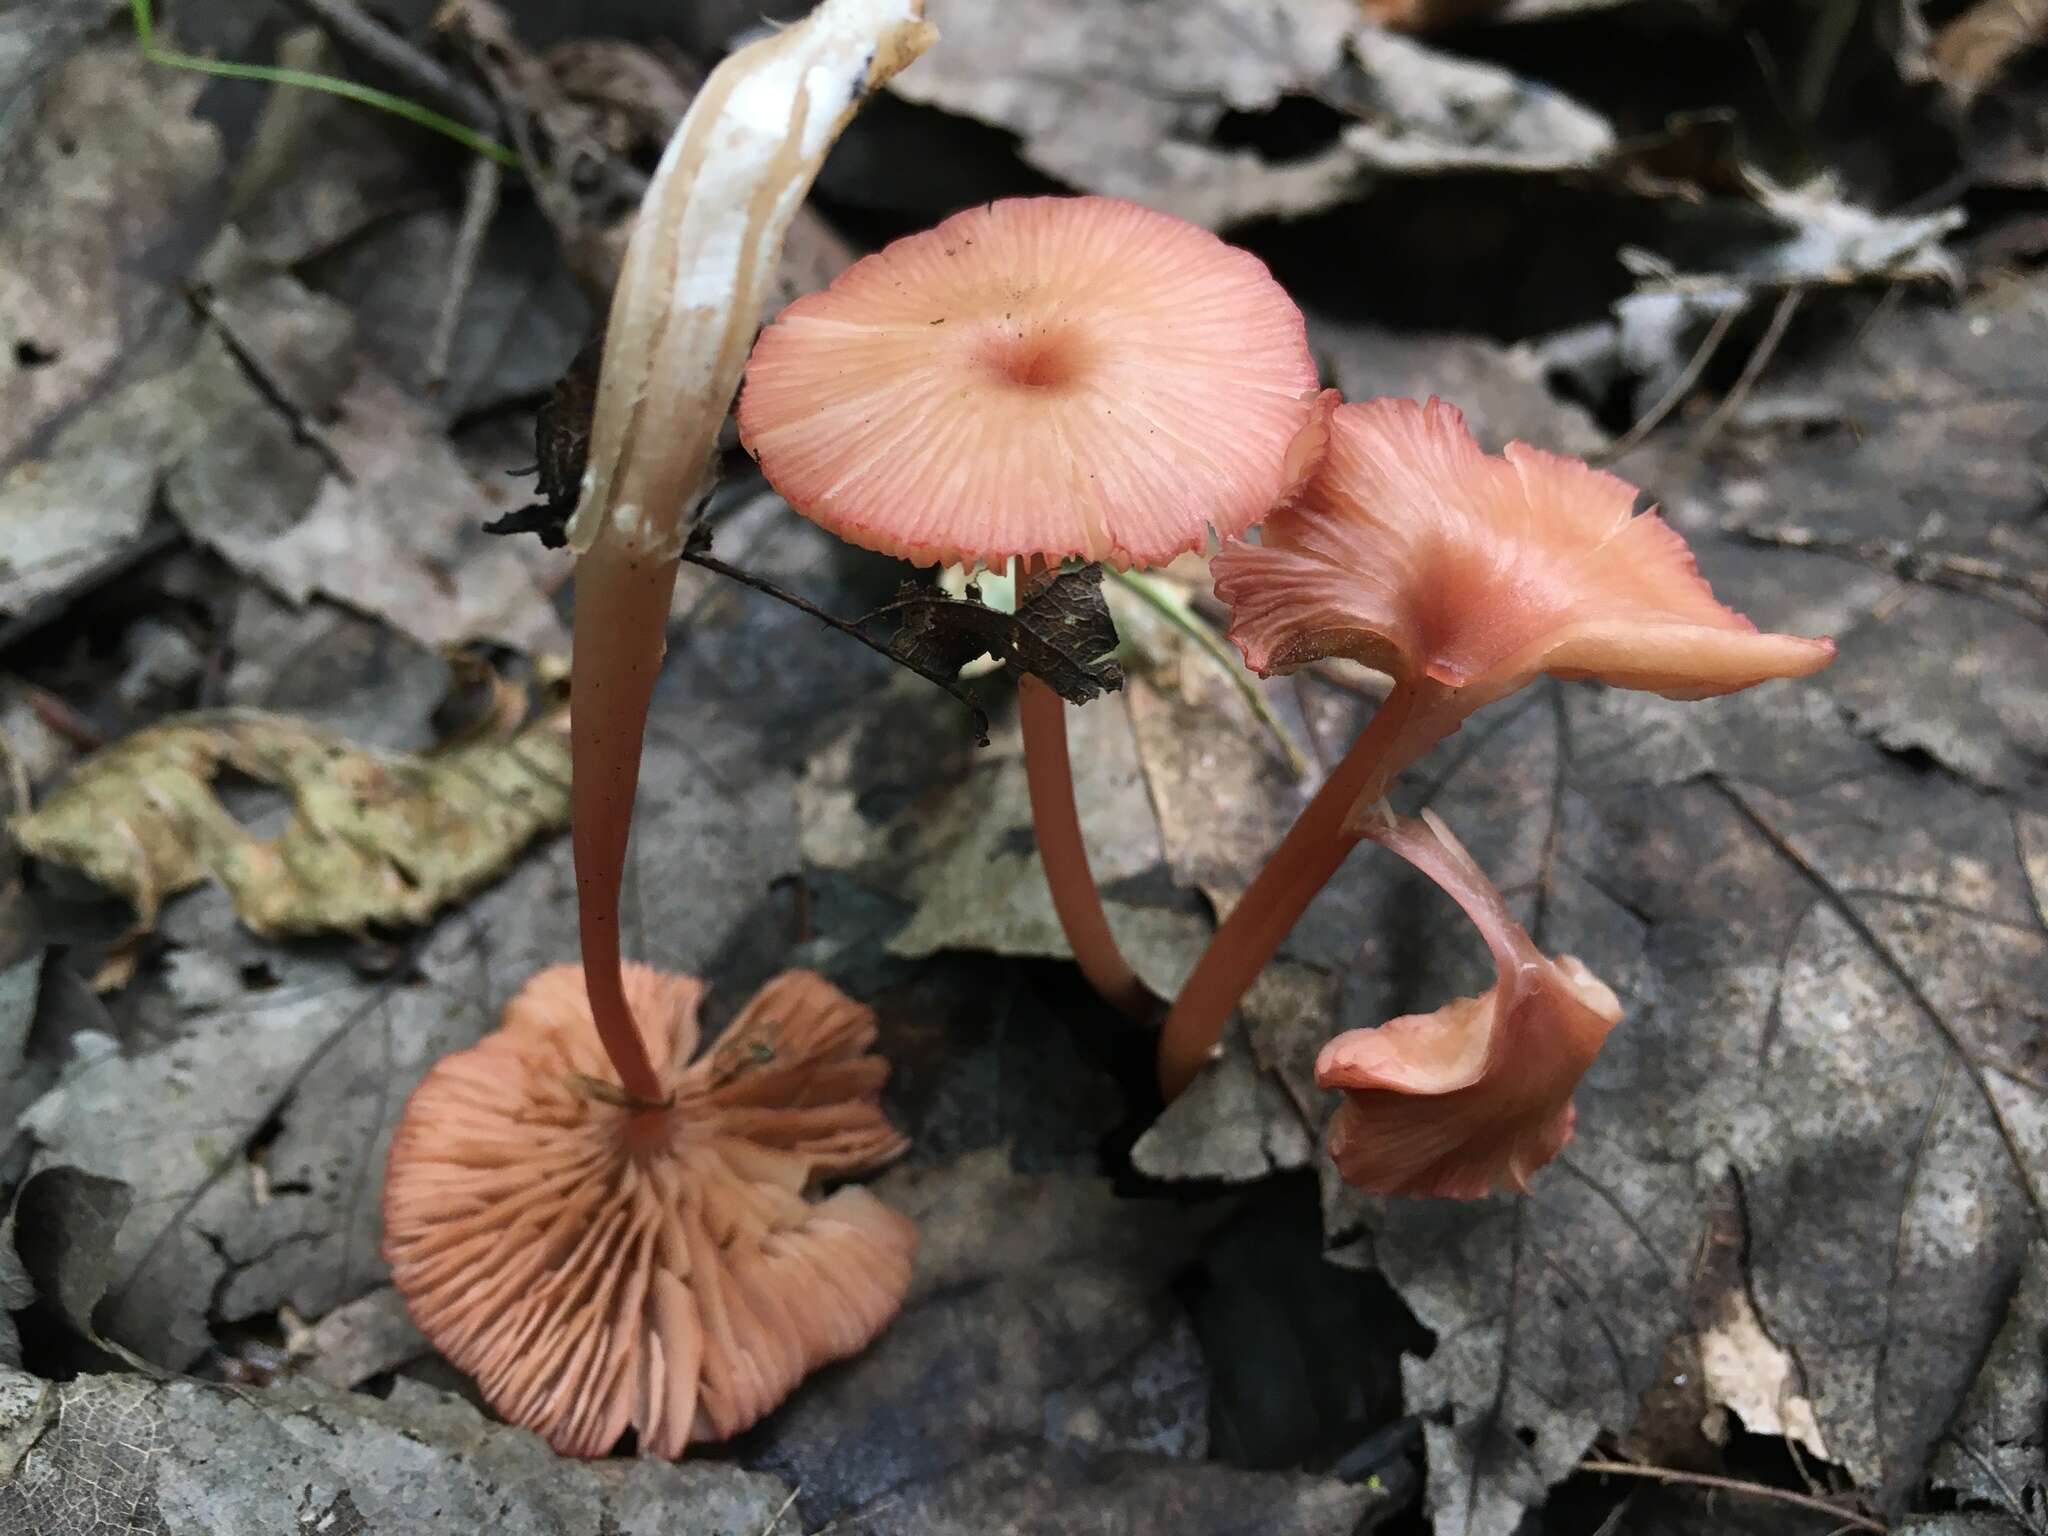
426, 155, 502, 388
1683, 288, 1805, 459
1576, 1459, 1885, 1532
679, 546, 990, 741
1594, 297, 1744, 466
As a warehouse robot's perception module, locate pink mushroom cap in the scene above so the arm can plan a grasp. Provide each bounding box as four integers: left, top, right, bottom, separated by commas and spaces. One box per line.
737, 195, 1323, 569
1213, 396, 1836, 702
383, 964, 917, 1457
1317, 810, 1622, 1199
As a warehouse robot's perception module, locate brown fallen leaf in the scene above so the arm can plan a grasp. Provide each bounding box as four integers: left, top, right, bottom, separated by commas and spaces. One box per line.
9, 674, 569, 945
1931, 0, 2048, 106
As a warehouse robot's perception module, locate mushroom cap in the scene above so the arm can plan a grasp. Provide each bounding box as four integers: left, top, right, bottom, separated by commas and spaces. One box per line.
382, 964, 917, 1457
737, 195, 1322, 569
1315, 811, 1621, 1199
1213, 396, 1835, 699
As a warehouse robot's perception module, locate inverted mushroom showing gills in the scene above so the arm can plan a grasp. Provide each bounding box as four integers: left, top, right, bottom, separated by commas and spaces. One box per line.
1317, 810, 1621, 1198
739, 195, 1322, 1019
1156, 395, 1833, 1098
384, 966, 917, 1456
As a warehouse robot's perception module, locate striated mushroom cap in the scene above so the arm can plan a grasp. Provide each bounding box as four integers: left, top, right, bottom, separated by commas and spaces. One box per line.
1213, 396, 1835, 700
737, 195, 1322, 569
1316, 810, 1621, 1199
383, 964, 917, 1457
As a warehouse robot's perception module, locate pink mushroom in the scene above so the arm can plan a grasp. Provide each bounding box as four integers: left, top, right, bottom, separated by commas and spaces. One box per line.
383, 965, 917, 1455
739, 195, 1322, 1021
1157, 395, 1832, 1097
1317, 810, 1621, 1197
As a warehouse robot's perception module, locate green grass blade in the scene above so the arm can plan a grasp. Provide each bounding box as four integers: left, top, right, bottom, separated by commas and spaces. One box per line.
129, 0, 520, 169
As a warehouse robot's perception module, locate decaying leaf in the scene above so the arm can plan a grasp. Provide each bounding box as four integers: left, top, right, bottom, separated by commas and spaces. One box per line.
741, 1149, 1390, 1534
1931, 1241, 2048, 1524
10, 689, 569, 942
887, 565, 1125, 707
891, 0, 1620, 227
0, 1364, 800, 1535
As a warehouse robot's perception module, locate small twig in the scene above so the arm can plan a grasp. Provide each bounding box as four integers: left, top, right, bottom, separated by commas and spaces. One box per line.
678, 545, 991, 744
1684, 287, 1806, 458
1576, 1459, 1886, 1531
425, 155, 502, 389
281, 0, 500, 133
756, 1487, 801, 1536
1594, 297, 1745, 465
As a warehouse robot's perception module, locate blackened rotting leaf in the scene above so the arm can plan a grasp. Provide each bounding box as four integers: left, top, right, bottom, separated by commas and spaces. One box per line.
482, 326, 604, 549
6, 1166, 151, 1372
886, 565, 1125, 707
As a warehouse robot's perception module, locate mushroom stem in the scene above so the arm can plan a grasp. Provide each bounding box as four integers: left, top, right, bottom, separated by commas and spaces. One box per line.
1019, 673, 1155, 1022
1156, 677, 1451, 1100
570, 538, 675, 1107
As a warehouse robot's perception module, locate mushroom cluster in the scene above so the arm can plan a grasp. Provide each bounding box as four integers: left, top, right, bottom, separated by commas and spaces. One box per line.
741, 206, 1833, 1200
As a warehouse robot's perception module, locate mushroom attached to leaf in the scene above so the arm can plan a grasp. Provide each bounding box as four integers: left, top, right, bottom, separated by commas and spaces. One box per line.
738, 194, 1323, 1021
384, 966, 917, 1455
1156, 395, 1833, 1097
1317, 810, 1621, 1198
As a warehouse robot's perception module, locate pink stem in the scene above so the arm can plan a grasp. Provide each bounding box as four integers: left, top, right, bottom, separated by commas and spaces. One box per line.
570, 534, 677, 1107
1156, 679, 1450, 1100
1019, 674, 1155, 1022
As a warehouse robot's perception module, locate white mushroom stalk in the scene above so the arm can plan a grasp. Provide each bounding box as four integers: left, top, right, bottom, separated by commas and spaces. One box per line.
568, 0, 936, 1105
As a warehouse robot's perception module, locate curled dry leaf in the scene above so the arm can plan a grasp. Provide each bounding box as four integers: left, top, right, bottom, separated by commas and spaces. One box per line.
885, 566, 1126, 708
9, 689, 569, 942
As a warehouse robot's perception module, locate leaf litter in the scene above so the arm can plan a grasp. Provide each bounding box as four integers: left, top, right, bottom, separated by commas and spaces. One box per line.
4, 0, 2047, 1533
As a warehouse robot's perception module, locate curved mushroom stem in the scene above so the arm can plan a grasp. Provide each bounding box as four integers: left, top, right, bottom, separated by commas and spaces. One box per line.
570, 536, 675, 1107
1155, 678, 1453, 1100
1019, 673, 1155, 1022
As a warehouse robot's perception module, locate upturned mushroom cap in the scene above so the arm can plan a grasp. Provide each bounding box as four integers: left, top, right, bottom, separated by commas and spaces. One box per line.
1213, 396, 1835, 700
737, 195, 1322, 569
1316, 811, 1621, 1199
383, 964, 917, 1457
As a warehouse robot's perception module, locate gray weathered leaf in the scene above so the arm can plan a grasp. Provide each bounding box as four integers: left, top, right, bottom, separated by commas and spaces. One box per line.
740, 1148, 1392, 1534
891, 0, 1617, 227
0, 1365, 798, 1536
1932, 1240, 2048, 1526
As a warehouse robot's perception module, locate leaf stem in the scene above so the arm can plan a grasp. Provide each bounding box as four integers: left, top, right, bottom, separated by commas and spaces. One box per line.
1576, 1459, 1885, 1532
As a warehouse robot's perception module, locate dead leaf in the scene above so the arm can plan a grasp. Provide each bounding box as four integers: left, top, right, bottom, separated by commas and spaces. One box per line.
0, 1363, 800, 1534
887, 566, 1125, 707
739, 1148, 1391, 1534
890, 0, 1619, 227
10, 692, 570, 942
1931, 1240, 2048, 1525
0, 40, 220, 470
1930, 0, 2048, 106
